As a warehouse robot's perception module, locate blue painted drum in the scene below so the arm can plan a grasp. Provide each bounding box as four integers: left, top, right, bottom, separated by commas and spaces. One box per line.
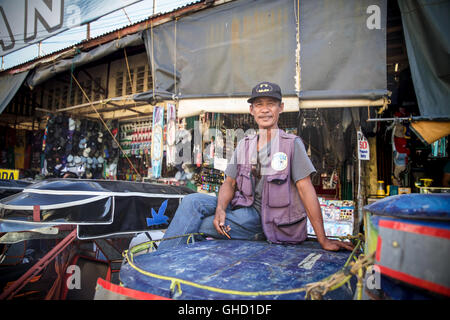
364, 194, 450, 220
364, 194, 450, 299
119, 240, 355, 300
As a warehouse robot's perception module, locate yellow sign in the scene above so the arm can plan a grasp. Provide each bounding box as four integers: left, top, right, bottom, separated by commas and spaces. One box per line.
0, 169, 19, 180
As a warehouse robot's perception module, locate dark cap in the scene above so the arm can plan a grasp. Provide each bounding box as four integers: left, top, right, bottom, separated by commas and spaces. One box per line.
247, 81, 282, 103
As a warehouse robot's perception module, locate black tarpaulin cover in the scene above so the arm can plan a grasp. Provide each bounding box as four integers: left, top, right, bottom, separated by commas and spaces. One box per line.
26, 33, 143, 89
144, 0, 297, 99
299, 0, 387, 100
141, 0, 387, 102
0, 71, 29, 115
398, 0, 450, 120
0, 179, 193, 239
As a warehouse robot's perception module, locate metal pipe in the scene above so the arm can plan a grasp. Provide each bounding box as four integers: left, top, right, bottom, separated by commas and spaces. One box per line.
0, 228, 77, 300
366, 117, 412, 122
299, 98, 387, 109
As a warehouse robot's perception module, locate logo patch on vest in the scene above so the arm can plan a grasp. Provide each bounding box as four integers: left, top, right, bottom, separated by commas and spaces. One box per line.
271, 152, 288, 171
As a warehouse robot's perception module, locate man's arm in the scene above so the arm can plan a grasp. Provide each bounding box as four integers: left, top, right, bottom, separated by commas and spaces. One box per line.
213, 176, 236, 236
295, 176, 353, 251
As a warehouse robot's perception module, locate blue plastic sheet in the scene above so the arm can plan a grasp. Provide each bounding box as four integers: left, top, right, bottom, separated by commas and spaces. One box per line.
364, 194, 450, 220
120, 239, 355, 300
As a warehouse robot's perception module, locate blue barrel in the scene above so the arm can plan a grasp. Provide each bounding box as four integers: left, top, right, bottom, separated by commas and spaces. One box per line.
120, 240, 355, 300
364, 194, 450, 299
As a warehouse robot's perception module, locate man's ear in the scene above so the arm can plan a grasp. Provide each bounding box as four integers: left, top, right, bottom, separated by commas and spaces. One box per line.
279, 102, 285, 113
249, 104, 254, 116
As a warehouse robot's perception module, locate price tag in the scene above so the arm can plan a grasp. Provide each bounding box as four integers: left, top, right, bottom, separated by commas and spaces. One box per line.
357, 130, 370, 161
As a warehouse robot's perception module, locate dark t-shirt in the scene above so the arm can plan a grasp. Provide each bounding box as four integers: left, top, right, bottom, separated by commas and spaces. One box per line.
225, 136, 316, 213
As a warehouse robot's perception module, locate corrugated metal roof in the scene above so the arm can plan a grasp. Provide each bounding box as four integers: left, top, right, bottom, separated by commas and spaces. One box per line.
1, 0, 205, 74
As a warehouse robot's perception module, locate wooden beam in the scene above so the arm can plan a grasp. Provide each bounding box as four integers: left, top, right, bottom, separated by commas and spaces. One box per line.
78, 102, 148, 115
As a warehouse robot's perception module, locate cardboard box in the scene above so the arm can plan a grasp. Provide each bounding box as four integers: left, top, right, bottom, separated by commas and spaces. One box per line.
398, 187, 411, 194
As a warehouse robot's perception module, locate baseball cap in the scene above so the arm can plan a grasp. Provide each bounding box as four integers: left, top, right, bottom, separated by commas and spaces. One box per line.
247, 81, 282, 103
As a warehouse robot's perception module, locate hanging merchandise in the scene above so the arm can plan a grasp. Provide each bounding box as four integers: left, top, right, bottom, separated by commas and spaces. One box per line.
30, 130, 43, 173
430, 137, 447, 158
120, 121, 152, 158
151, 106, 164, 179
42, 114, 119, 179
197, 167, 224, 193
13, 130, 26, 169
391, 122, 410, 186
117, 120, 153, 181
194, 114, 203, 168
166, 103, 177, 166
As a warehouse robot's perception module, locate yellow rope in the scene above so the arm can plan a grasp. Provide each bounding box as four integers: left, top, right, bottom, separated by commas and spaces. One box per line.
170, 280, 182, 297
305, 252, 375, 300
123, 48, 133, 95
70, 73, 141, 179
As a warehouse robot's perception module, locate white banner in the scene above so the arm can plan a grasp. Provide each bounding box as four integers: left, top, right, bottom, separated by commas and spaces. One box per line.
0, 0, 142, 56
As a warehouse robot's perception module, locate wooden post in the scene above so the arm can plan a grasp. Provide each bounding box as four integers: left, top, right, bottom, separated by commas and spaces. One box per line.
87, 23, 91, 40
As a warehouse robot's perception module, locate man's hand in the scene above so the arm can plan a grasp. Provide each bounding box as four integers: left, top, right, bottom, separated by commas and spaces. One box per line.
214, 176, 236, 237
319, 238, 354, 252
213, 206, 230, 236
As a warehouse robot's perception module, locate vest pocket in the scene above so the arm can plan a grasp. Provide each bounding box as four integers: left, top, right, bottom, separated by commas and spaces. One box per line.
273, 215, 307, 243
267, 174, 290, 207
238, 171, 253, 197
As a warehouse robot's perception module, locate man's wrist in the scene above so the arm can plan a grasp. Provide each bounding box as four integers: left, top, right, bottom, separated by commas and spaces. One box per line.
216, 204, 226, 212
317, 234, 328, 245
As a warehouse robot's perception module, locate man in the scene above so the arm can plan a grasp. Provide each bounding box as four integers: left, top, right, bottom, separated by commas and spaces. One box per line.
158, 82, 353, 252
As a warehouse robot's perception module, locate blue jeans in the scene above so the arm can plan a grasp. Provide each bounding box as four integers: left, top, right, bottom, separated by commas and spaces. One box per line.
157, 193, 264, 250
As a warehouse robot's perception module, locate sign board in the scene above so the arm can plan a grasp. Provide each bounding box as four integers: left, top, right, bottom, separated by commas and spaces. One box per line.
213, 157, 228, 172
357, 130, 370, 160
307, 198, 355, 239
0, 169, 19, 180
151, 105, 164, 179
0, 0, 142, 56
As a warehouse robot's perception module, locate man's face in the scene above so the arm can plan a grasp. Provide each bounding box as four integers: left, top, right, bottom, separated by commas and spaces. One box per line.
250, 97, 284, 130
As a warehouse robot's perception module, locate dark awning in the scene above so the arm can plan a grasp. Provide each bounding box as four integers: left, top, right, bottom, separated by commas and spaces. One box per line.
398, 0, 450, 120
26, 33, 143, 89
0, 71, 29, 115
